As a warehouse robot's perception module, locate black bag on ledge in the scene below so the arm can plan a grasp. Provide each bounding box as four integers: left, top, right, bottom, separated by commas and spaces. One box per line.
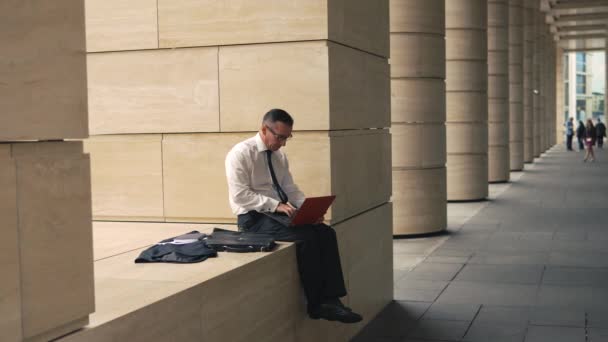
205, 228, 276, 253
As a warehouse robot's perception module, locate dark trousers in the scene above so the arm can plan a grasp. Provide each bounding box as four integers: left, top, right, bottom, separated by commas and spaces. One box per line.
566, 134, 573, 150
598, 136, 604, 148
578, 137, 584, 150
237, 211, 347, 310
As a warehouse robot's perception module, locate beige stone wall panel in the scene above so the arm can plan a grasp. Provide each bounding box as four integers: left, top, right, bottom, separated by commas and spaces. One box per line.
85, 0, 158, 52
158, 0, 389, 57
162, 133, 246, 223
446, 30, 487, 60
334, 204, 393, 327
8, 143, 94, 339
446, 61, 487, 91
327, 43, 391, 130
0, 0, 88, 141
0, 156, 22, 342
488, 146, 510, 182
84, 135, 164, 221
391, 124, 446, 169
327, 0, 390, 57
219, 41, 390, 132
392, 167, 446, 235
389, 0, 444, 34
446, 92, 487, 122
488, 75, 509, 99
390, 34, 445, 78
391, 79, 446, 124
446, 123, 488, 154
87, 47, 219, 135
446, 154, 488, 200
163, 130, 391, 224
445, 0, 487, 29
202, 247, 300, 342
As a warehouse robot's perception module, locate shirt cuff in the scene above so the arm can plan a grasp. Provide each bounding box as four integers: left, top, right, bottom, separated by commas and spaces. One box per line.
267, 198, 281, 213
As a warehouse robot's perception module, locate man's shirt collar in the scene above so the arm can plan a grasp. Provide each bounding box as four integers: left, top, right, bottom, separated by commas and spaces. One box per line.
255, 132, 269, 152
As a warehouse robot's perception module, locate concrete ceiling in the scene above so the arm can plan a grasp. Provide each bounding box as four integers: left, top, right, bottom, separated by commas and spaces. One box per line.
542, 0, 608, 51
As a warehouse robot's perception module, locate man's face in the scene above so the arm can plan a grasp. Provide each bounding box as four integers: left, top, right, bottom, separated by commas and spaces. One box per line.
261, 121, 293, 151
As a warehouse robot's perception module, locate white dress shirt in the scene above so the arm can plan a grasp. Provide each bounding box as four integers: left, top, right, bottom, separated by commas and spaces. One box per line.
225, 133, 306, 215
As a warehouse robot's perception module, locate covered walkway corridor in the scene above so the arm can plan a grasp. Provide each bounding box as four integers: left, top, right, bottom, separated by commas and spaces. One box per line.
356, 146, 608, 341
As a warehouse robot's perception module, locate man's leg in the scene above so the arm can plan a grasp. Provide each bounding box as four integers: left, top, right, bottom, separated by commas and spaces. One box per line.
599, 136, 604, 148
567, 135, 573, 150
237, 212, 359, 323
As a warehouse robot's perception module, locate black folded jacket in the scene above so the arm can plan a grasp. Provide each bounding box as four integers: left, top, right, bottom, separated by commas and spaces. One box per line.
135, 230, 218, 263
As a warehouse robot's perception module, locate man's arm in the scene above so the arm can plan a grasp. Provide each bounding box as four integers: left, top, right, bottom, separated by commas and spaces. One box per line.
225, 152, 280, 213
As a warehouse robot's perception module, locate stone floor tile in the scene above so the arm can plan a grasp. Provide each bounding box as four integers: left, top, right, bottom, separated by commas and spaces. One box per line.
436, 282, 538, 307
462, 321, 527, 342
548, 252, 608, 268
352, 301, 430, 339
393, 255, 425, 271
454, 264, 544, 285
553, 232, 587, 241
474, 306, 531, 324
542, 266, 608, 287
394, 285, 447, 303
395, 277, 451, 303
403, 263, 464, 281
407, 319, 469, 341
424, 256, 471, 264
588, 328, 608, 342
586, 308, 608, 328
529, 307, 585, 327
523, 326, 585, 342
536, 286, 608, 309
421, 303, 480, 321
468, 252, 549, 266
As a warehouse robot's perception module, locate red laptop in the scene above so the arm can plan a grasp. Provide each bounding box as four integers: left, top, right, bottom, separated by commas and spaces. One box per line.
264, 195, 336, 226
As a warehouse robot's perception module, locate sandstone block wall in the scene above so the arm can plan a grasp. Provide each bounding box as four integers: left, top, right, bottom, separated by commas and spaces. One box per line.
83, 0, 393, 336
0, 1, 94, 340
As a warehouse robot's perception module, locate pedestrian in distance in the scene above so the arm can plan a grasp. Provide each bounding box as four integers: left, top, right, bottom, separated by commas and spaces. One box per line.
584, 119, 596, 162
596, 118, 606, 148
576, 120, 585, 151
565, 117, 574, 151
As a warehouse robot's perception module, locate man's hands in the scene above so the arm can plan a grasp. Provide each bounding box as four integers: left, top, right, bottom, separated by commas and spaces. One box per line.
276, 202, 297, 217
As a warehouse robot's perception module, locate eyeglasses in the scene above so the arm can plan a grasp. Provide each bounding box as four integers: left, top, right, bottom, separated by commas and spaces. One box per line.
265, 125, 293, 141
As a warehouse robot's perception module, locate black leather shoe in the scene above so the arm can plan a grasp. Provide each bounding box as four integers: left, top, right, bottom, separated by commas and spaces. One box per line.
323, 298, 352, 311
308, 303, 363, 324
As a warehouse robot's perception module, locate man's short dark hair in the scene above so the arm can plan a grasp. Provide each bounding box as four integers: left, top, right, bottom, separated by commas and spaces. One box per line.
263, 108, 294, 127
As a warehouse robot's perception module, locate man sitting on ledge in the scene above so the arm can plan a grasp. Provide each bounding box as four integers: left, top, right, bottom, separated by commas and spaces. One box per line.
225, 108, 362, 323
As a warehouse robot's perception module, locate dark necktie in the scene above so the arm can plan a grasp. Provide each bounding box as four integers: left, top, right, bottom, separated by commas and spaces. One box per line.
265, 150, 288, 204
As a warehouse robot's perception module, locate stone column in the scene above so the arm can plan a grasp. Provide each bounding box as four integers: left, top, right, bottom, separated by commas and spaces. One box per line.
556, 47, 565, 145
509, 0, 524, 170
532, 8, 542, 158
446, 0, 488, 200
523, 0, 534, 162
488, 0, 510, 182
390, 0, 446, 235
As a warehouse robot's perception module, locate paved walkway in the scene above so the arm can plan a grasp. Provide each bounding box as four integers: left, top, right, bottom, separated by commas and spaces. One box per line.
354, 145, 608, 342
